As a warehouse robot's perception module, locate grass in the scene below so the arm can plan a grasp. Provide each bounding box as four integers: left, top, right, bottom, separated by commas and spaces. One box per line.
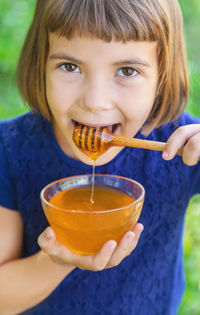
0, 1, 200, 314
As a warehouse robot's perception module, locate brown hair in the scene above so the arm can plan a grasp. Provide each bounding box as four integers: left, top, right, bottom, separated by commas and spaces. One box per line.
17, 0, 188, 134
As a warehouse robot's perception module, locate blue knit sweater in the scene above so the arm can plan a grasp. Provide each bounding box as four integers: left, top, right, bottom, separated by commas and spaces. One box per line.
0, 111, 199, 315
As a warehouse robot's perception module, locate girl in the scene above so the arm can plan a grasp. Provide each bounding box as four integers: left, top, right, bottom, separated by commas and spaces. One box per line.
0, 0, 199, 314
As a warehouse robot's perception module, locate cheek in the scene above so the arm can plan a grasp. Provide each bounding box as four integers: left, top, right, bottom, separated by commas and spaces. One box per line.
46, 73, 76, 113
119, 87, 155, 122
118, 83, 157, 137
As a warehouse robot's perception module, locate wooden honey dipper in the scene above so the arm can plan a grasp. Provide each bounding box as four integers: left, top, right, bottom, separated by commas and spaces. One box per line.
73, 124, 184, 158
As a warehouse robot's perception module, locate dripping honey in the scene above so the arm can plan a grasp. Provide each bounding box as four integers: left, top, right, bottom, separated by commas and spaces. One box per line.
78, 148, 103, 203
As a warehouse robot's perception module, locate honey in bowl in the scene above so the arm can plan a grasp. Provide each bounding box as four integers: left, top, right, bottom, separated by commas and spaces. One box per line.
41, 175, 145, 255
50, 185, 134, 211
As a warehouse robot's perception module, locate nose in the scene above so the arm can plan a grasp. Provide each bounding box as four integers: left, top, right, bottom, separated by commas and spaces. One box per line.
79, 76, 114, 112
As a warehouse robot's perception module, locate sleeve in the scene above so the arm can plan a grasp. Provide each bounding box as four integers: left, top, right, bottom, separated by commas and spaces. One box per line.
0, 139, 17, 210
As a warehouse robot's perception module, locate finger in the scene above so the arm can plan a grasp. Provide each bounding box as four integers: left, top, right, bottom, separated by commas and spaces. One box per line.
38, 227, 117, 270
106, 223, 144, 268
37, 226, 57, 253
87, 240, 117, 271
125, 223, 144, 256
37, 227, 77, 265
182, 132, 200, 166
162, 124, 200, 160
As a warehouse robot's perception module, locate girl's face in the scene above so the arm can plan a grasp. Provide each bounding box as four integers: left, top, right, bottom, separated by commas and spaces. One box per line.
46, 33, 158, 165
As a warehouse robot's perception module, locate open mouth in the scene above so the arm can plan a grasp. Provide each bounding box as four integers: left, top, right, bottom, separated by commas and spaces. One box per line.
72, 120, 120, 133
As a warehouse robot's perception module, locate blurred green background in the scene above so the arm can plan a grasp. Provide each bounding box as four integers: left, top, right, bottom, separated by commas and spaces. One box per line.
0, 0, 199, 314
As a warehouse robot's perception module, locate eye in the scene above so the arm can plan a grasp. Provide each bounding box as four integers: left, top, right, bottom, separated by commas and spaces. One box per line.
60, 63, 81, 73
117, 67, 138, 77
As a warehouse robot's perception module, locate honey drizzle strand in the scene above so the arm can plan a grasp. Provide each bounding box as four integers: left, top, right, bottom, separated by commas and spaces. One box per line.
90, 160, 95, 204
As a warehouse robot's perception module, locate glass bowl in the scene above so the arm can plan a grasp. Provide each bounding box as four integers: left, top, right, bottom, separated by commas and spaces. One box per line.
40, 174, 145, 255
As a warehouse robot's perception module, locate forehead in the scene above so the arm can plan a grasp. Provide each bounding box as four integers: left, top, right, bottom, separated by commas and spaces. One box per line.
48, 33, 158, 66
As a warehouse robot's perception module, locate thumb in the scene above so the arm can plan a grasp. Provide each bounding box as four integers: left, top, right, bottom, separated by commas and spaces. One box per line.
37, 226, 56, 253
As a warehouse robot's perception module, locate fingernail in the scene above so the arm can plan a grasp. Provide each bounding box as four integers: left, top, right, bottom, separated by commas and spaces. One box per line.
162, 151, 169, 159
44, 228, 54, 241
137, 224, 144, 232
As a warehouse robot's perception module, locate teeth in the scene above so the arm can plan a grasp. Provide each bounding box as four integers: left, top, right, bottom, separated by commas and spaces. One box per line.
73, 120, 119, 133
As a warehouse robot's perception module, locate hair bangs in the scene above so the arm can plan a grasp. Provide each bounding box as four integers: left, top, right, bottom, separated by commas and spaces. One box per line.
44, 0, 162, 42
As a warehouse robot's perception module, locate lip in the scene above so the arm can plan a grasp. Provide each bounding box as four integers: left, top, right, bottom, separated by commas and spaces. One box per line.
69, 106, 124, 127
71, 119, 121, 134
72, 119, 120, 127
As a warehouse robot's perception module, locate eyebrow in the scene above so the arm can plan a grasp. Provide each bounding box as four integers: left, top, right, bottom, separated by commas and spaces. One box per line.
49, 53, 151, 67
49, 53, 85, 65
112, 58, 151, 67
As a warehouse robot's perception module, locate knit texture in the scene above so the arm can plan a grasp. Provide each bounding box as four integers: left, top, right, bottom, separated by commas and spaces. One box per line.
0, 111, 199, 315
